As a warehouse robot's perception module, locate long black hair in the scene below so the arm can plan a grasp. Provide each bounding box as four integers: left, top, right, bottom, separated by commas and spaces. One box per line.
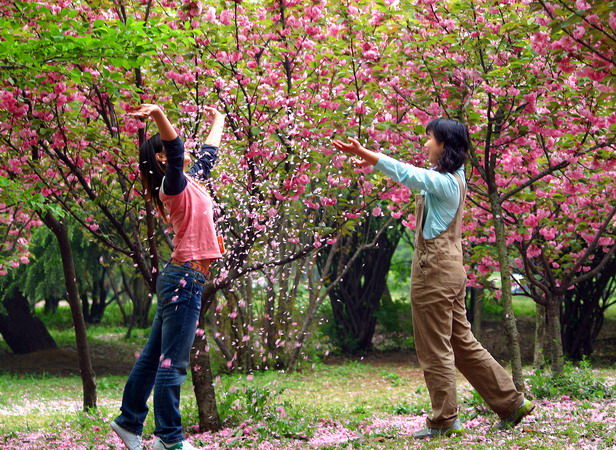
139, 133, 167, 217
426, 118, 470, 174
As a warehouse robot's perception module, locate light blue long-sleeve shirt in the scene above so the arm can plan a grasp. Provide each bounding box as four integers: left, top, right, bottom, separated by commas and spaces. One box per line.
374, 154, 466, 239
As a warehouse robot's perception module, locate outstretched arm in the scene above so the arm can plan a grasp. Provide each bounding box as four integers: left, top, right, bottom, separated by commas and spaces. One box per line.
331, 138, 380, 167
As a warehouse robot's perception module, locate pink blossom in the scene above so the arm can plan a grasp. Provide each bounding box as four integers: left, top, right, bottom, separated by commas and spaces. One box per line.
219, 9, 233, 25
276, 406, 286, 419
344, 212, 361, 220
572, 24, 585, 39
203, 5, 216, 22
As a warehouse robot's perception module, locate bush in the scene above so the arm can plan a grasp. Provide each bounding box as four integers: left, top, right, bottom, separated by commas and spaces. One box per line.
372, 299, 414, 351
214, 381, 313, 440
217, 384, 284, 424
527, 358, 616, 400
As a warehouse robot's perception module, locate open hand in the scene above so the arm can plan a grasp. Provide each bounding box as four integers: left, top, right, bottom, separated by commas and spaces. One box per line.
332, 138, 372, 167
332, 138, 363, 155
203, 106, 224, 119
127, 104, 161, 119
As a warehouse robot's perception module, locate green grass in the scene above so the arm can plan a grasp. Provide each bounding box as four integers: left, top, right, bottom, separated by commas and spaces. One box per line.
0, 361, 429, 436
0, 373, 127, 432
1, 294, 615, 447
0, 358, 615, 448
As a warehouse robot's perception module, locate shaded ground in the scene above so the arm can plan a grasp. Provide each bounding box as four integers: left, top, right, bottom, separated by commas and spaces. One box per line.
0, 339, 139, 376
0, 317, 615, 376
323, 316, 616, 368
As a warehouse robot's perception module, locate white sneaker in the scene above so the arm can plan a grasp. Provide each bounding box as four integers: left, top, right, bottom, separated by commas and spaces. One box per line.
153, 437, 198, 449
111, 420, 142, 450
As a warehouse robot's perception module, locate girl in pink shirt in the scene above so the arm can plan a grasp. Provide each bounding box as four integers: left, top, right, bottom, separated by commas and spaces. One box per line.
112, 104, 224, 450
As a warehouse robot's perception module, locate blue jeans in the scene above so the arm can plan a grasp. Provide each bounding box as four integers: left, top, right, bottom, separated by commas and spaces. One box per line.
114, 262, 206, 443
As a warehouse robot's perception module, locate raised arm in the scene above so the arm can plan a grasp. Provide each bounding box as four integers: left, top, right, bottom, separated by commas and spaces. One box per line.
128, 104, 177, 141
330, 137, 459, 198
187, 107, 225, 181
203, 106, 225, 147
129, 103, 186, 195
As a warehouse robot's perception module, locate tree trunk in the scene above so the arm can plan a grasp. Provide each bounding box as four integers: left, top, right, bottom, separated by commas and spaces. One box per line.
108, 273, 129, 325
192, 290, 221, 431
44, 296, 61, 314
0, 292, 57, 354
533, 302, 546, 369
88, 273, 108, 324
41, 213, 97, 409
469, 287, 483, 341
81, 293, 91, 323
546, 296, 564, 376
286, 264, 323, 370
320, 218, 402, 354
489, 193, 523, 390
123, 272, 151, 338
132, 276, 151, 328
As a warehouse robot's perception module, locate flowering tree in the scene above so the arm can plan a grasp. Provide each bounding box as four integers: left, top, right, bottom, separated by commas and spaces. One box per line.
537, 0, 615, 78
162, 0, 405, 428
1, 0, 399, 424
345, 0, 616, 383
2, 0, 614, 425
0, 0, 185, 408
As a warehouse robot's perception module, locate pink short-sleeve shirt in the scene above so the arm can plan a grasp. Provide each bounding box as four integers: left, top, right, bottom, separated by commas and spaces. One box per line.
159, 177, 222, 262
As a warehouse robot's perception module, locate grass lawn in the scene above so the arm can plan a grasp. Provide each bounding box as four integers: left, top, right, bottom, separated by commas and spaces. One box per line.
0, 299, 615, 448
0, 356, 615, 448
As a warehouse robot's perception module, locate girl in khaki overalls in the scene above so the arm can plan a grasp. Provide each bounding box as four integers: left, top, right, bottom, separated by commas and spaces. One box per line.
331, 118, 534, 438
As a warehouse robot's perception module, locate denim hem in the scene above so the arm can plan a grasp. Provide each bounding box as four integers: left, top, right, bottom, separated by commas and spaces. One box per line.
113, 417, 140, 436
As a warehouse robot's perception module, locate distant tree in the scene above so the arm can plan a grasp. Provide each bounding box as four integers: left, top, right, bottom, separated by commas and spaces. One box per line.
0, 272, 57, 355
318, 215, 404, 353
562, 251, 616, 361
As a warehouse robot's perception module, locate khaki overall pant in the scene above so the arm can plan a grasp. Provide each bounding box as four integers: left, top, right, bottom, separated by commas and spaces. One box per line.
410, 174, 523, 429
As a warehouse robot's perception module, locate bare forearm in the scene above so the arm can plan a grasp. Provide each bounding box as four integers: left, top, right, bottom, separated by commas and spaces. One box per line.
151, 109, 177, 141
353, 147, 380, 166
204, 114, 225, 147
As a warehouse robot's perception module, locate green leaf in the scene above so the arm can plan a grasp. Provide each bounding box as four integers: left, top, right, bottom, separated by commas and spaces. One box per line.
250, 126, 261, 138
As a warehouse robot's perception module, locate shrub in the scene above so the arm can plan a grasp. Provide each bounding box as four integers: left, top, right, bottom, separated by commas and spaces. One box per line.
527, 358, 615, 400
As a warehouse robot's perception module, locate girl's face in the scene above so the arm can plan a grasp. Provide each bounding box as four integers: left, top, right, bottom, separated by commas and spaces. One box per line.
425, 131, 445, 166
